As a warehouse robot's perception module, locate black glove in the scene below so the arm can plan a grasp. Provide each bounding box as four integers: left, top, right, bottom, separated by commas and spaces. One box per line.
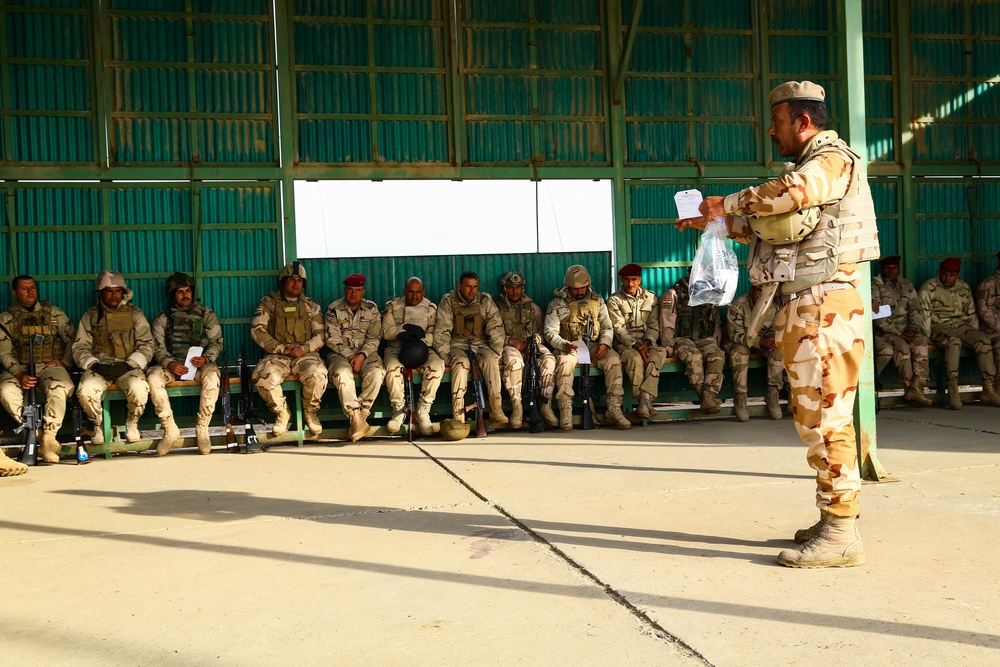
399, 323, 426, 342
91, 362, 132, 381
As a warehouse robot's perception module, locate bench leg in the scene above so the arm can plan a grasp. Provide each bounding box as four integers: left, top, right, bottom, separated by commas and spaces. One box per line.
100, 394, 112, 459
294, 384, 304, 446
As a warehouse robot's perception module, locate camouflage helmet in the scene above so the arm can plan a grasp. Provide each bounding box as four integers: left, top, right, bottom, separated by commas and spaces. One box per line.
94, 270, 126, 292
564, 265, 591, 289
440, 418, 471, 441
747, 208, 821, 246
166, 272, 194, 299
499, 270, 526, 288
278, 261, 307, 287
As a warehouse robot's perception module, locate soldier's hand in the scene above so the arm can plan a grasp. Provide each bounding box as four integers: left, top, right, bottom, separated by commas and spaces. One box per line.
634, 340, 651, 365
760, 337, 777, 351
285, 345, 306, 358
45, 359, 66, 367
350, 353, 366, 374
511, 338, 527, 353
675, 196, 726, 231
564, 342, 576, 354
190, 356, 207, 368
594, 344, 609, 361
16, 371, 38, 390
168, 361, 189, 376
901, 330, 917, 343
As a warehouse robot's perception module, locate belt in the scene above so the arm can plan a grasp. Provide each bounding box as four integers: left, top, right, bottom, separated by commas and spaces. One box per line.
774, 281, 853, 309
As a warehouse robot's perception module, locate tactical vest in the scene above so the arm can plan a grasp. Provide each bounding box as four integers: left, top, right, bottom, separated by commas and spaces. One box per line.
165, 303, 209, 360
452, 299, 484, 338
7, 301, 65, 364
748, 136, 880, 294
498, 300, 535, 340
387, 298, 434, 350
672, 283, 715, 340
560, 294, 601, 342
91, 305, 138, 360
269, 293, 310, 345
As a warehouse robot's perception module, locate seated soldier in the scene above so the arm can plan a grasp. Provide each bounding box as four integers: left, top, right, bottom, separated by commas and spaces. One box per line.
975, 251, 1000, 386
725, 284, 785, 421
871, 256, 932, 407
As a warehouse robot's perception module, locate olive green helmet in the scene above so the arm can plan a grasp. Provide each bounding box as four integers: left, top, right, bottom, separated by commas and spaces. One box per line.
440, 418, 471, 441
748, 208, 821, 246
166, 272, 194, 299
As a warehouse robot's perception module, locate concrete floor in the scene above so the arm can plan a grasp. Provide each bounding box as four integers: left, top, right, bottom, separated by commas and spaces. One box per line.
2, 405, 998, 666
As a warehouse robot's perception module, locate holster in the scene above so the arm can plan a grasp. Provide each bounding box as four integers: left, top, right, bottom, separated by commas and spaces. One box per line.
747, 283, 779, 342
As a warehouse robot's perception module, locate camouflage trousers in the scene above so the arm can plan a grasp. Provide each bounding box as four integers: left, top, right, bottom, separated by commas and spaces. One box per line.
501, 345, 556, 399
78, 367, 149, 424
774, 287, 864, 518
147, 363, 220, 423
385, 348, 445, 409
327, 353, 386, 413
873, 333, 929, 385
615, 343, 667, 397
673, 338, 724, 395
252, 353, 328, 414
990, 333, 1000, 373
0, 365, 74, 431
553, 344, 623, 398
447, 347, 502, 404
930, 325, 997, 379
725, 343, 784, 394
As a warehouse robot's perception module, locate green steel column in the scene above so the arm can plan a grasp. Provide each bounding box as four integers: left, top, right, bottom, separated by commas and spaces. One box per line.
0, 5, 12, 162
606, 0, 630, 274
839, 0, 886, 481
896, 0, 916, 282
275, 0, 297, 263
90, 0, 110, 170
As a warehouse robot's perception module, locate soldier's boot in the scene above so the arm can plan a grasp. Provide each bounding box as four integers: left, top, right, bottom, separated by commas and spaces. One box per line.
385, 403, 406, 435
699, 388, 721, 415
0, 446, 28, 477
903, 378, 932, 408
557, 398, 573, 431
347, 409, 371, 443
124, 410, 142, 443
509, 397, 523, 429
451, 399, 465, 424
538, 400, 558, 427
635, 392, 657, 420
489, 397, 509, 425
777, 515, 864, 568
980, 376, 1000, 407
604, 395, 631, 430
272, 403, 291, 436
40, 430, 62, 464
793, 511, 832, 544
733, 393, 750, 422
303, 410, 323, 440
195, 417, 212, 455
156, 416, 180, 456
765, 386, 783, 420
947, 378, 963, 410
416, 402, 434, 436
88, 421, 105, 446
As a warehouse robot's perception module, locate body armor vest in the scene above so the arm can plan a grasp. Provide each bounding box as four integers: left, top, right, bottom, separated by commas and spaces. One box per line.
165, 303, 209, 359
269, 293, 310, 345
748, 137, 880, 294
672, 283, 715, 340
452, 300, 484, 338
498, 300, 535, 340
8, 301, 65, 364
386, 299, 434, 350
91, 305, 138, 359
560, 294, 601, 342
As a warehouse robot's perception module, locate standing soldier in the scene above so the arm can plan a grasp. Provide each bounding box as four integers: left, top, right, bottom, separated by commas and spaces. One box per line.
147, 272, 224, 456
659, 269, 725, 415
871, 256, 933, 407
975, 251, 1000, 384
919, 258, 1000, 409
382, 276, 444, 437
606, 264, 667, 420
434, 272, 507, 424
726, 284, 785, 421
0, 275, 76, 463
73, 271, 154, 444
495, 271, 558, 429
250, 262, 328, 439
544, 264, 631, 430
325, 273, 385, 442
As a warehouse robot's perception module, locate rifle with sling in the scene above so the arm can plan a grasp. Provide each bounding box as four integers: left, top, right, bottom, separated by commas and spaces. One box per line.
220, 351, 239, 452
14, 334, 45, 465
403, 367, 417, 443
236, 346, 267, 453
465, 339, 488, 438
522, 323, 545, 433
576, 316, 597, 430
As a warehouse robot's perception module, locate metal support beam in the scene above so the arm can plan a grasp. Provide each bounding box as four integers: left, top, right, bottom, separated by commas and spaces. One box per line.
612, 0, 643, 106
606, 0, 631, 279
275, 0, 298, 263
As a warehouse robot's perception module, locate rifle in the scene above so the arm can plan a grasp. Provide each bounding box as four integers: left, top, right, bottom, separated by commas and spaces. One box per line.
576, 316, 597, 430
15, 334, 45, 465
522, 326, 545, 433
236, 346, 267, 454
403, 367, 417, 443
220, 351, 239, 453
465, 339, 488, 438
72, 394, 90, 464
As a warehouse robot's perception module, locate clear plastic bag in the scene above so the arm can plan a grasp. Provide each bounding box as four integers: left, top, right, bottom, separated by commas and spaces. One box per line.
688, 217, 739, 306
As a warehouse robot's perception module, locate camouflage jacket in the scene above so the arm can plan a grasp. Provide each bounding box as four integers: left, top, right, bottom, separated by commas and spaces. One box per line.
872, 275, 923, 336
72, 294, 154, 371
495, 293, 544, 345
434, 289, 505, 358
918, 277, 978, 335
250, 293, 325, 356
975, 268, 1000, 335
0, 301, 76, 374
325, 297, 382, 359
726, 291, 776, 349
606, 286, 660, 350
543, 286, 614, 352
382, 296, 437, 351
151, 301, 224, 367
659, 278, 721, 353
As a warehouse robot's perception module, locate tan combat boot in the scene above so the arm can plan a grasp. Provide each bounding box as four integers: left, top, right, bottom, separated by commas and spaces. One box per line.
304, 409, 323, 439
416, 402, 434, 436
156, 416, 180, 456
0, 446, 28, 477
40, 429, 62, 463
733, 393, 750, 422
195, 417, 212, 454
604, 395, 631, 429
793, 511, 832, 544
385, 403, 406, 434
947, 378, 963, 410
347, 409, 370, 442
489, 397, 508, 425
88, 420, 105, 446
635, 392, 657, 420
765, 386, 783, 420
903, 378, 933, 407
125, 411, 142, 443
557, 398, 573, 430
509, 397, 523, 429
538, 400, 558, 427
699, 388, 721, 415
272, 403, 291, 435
980, 375, 1000, 406
451, 399, 465, 423
777, 515, 864, 568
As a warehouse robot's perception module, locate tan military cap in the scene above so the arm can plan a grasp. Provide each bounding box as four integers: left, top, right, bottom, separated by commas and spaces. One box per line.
564, 265, 592, 289
768, 80, 826, 108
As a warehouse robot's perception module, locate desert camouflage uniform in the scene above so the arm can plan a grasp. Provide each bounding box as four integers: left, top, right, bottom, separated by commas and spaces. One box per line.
976, 266, 1000, 373
148, 301, 224, 424
544, 286, 624, 399
607, 286, 667, 398
725, 291, 784, 394
871, 275, 929, 387
659, 277, 724, 398
325, 297, 386, 415
383, 296, 445, 410
919, 276, 996, 381
434, 289, 505, 415
496, 292, 556, 400
250, 292, 328, 417
0, 301, 76, 433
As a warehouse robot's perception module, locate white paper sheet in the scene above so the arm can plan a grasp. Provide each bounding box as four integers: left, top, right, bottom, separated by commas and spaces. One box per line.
674, 189, 704, 219
181, 346, 204, 380
572, 340, 591, 365
872, 305, 891, 320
